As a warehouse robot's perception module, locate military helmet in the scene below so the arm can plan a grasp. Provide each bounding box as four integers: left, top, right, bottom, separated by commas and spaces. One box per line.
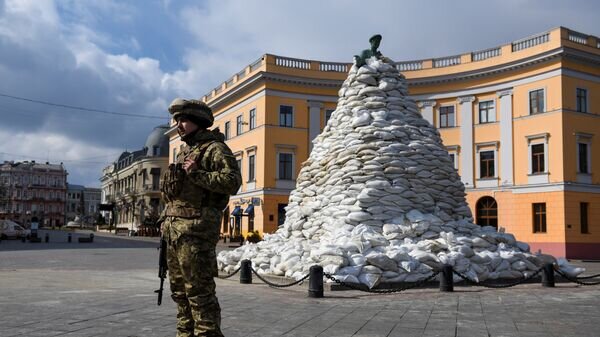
168, 98, 214, 128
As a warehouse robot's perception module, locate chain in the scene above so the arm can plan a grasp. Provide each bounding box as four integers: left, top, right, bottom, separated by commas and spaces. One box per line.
323, 271, 440, 294
553, 267, 600, 286
217, 266, 241, 279
250, 267, 310, 288
572, 273, 600, 280
452, 267, 543, 289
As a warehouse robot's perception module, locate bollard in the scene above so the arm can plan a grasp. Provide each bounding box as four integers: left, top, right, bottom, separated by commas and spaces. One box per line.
90, 233, 94, 242
68, 233, 72, 243
308, 265, 324, 298
45, 233, 49, 243
541, 263, 555, 287
439, 265, 454, 292
239, 259, 252, 284
21, 235, 26, 242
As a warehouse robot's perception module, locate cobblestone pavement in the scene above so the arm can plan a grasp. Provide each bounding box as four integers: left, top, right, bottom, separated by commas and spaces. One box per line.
1, 230, 600, 337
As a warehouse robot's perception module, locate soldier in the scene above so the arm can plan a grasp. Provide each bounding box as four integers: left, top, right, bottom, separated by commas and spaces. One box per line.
160, 98, 242, 337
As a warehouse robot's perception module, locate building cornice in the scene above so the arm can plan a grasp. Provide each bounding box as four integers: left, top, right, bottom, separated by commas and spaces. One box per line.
407, 47, 566, 86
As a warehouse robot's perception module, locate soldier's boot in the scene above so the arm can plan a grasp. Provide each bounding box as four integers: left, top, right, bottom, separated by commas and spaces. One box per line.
189, 294, 224, 337
172, 294, 195, 337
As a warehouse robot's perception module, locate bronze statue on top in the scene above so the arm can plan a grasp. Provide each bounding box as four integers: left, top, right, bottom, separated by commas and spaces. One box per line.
354, 34, 382, 67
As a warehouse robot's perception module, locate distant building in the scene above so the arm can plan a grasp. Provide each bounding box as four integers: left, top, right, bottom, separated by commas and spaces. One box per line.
100, 125, 169, 232
83, 187, 101, 225
0, 160, 67, 227
66, 184, 85, 223
66, 185, 102, 227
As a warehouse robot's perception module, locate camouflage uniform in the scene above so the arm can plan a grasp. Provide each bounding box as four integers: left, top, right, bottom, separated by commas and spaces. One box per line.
161, 98, 242, 337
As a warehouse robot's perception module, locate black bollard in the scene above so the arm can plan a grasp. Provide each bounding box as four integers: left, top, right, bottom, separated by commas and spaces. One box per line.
240, 259, 252, 284
90, 233, 94, 242
308, 265, 324, 298
45, 233, 49, 243
541, 263, 555, 287
68, 233, 72, 243
439, 265, 454, 292
21, 235, 26, 242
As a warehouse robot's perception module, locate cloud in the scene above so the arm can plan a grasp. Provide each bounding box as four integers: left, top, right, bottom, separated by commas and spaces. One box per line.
0, 0, 599, 188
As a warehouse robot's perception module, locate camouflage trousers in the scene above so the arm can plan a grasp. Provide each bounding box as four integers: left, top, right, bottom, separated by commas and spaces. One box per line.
167, 234, 223, 337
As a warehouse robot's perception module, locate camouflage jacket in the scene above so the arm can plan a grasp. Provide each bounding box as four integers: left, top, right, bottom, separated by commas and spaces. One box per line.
161, 128, 242, 219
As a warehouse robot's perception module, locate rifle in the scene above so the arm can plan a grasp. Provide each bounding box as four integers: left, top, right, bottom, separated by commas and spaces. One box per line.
154, 236, 167, 305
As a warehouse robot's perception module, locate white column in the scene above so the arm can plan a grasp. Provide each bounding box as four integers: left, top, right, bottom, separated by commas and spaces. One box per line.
307, 101, 323, 153
417, 100, 436, 126
458, 95, 475, 188
497, 89, 513, 186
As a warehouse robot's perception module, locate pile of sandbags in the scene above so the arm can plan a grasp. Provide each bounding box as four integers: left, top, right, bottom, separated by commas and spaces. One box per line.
217, 55, 583, 288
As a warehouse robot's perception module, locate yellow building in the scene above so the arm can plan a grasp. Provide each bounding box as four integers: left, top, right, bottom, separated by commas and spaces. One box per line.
167, 27, 600, 258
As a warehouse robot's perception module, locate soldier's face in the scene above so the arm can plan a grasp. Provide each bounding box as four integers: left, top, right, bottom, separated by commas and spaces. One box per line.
176, 117, 199, 137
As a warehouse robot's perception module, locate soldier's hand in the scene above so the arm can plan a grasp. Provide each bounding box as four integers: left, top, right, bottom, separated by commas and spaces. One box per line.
183, 158, 197, 173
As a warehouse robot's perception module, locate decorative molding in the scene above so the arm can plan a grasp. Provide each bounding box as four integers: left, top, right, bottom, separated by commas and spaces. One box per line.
417, 100, 436, 108
457, 95, 476, 104
475, 141, 499, 149
245, 146, 257, 152
526, 133, 550, 143
496, 89, 514, 97
307, 100, 324, 108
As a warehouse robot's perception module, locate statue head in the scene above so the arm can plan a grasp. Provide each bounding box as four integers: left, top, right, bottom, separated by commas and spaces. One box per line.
369, 34, 382, 51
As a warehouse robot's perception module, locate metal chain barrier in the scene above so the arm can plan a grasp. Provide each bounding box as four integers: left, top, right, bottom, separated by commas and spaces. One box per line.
323, 271, 440, 294
217, 266, 242, 279
250, 267, 310, 288
571, 273, 600, 280
553, 267, 600, 286
452, 267, 543, 289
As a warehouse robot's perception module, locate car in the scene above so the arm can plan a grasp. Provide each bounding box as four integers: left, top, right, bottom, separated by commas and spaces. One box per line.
0, 220, 31, 239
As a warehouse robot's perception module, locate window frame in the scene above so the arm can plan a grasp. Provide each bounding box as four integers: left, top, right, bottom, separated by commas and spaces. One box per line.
249, 108, 256, 130
528, 88, 545, 115
576, 87, 588, 113
278, 152, 294, 181
479, 150, 495, 178
532, 203, 547, 233
236, 115, 243, 136
279, 105, 294, 128
531, 143, 545, 174
478, 100, 496, 124
438, 105, 455, 128
224, 121, 230, 140
248, 154, 255, 182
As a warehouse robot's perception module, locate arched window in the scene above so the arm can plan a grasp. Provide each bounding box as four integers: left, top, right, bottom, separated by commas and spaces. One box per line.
476, 196, 498, 228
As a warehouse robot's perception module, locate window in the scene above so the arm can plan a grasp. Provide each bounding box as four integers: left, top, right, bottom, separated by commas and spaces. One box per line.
248, 154, 255, 182
439, 106, 455, 128
153, 145, 160, 156
236, 158, 242, 173
531, 144, 545, 174
529, 89, 544, 114
533, 203, 547, 233
581, 202, 589, 234
478, 101, 495, 123
277, 203, 287, 226
279, 153, 293, 180
578, 143, 589, 173
224, 121, 230, 140
236, 115, 243, 135
576, 88, 588, 113
325, 109, 334, 125
279, 105, 293, 127
479, 151, 495, 178
249, 109, 256, 130
476, 197, 498, 228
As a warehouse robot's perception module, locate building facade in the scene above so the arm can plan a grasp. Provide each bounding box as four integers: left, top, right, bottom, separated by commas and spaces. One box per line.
167, 26, 600, 258
66, 184, 85, 223
100, 125, 169, 232
0, 161, 67, 228
83, 187, 101, 225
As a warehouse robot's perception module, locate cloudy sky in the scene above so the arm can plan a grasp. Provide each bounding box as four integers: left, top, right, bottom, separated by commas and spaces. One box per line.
0, 0, 598, 187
